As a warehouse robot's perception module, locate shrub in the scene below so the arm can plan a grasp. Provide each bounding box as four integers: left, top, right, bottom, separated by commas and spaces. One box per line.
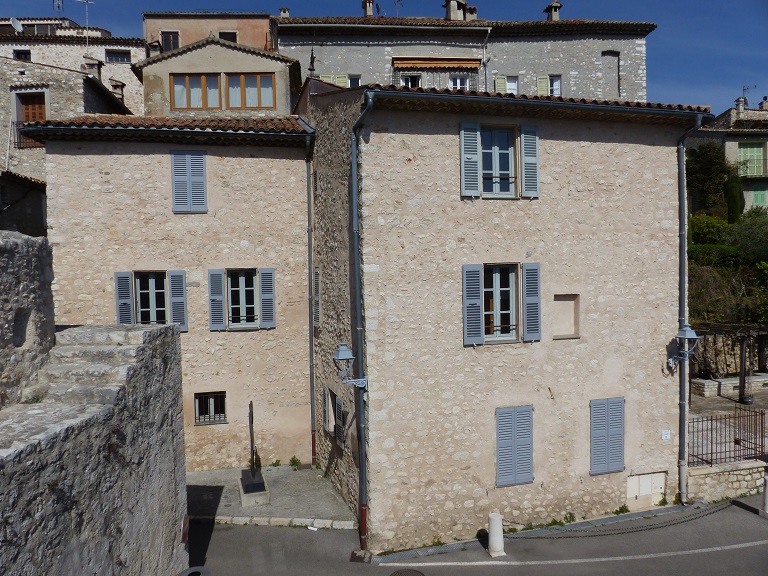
688, 244, 741, 267
690, 214, 729, 245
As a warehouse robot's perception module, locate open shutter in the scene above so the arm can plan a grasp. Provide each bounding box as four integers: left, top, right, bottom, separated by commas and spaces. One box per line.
168, 270, 188, 332
335, 396, 345, 448
323, 386, 331, 432
520, 125, 539, 198
496, 405, 534, 486
171, 151, 190, 212
521, 262, 541, 342
494, 75, 507, 93
590, 399, 609, 474
536, 75, 549, 96
208, 269, 226, 331
114, 272, 134, 325
607, 397, 625, 473
460, 122, 481, 198
392, 69, 401, 85
188, 152, 207, 212
313, 267, 321, 327
259, 268, 276, 329
462, 264, 484, 346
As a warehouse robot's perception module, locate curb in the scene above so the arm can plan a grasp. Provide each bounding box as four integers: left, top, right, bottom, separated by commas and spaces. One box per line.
189, 515, 358, 530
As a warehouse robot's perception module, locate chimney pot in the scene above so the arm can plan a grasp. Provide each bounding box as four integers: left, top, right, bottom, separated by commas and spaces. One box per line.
279, 7, 290, 18
465, 5, 478, 21
544, 1, 563, 21
444, 0, 466, 21
363, 0, 374, 17
760, 96, 768, 111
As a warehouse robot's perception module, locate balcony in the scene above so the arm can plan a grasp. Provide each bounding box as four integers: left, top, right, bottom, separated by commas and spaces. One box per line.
11, 121, 44, 149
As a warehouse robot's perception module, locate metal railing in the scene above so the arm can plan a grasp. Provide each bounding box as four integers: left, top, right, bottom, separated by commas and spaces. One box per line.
688, 406, 765, 467
11, 121, 44, 149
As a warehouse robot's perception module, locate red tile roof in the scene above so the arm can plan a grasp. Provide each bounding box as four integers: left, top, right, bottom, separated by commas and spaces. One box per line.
135, 36, 296, 69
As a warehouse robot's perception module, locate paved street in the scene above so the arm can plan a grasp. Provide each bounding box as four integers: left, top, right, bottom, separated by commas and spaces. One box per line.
189, 501, 768, 576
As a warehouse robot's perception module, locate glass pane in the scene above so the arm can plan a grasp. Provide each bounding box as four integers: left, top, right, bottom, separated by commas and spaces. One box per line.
260, 75, 274, 108
228, 75, 242, 108
188, 76, 202, 108
173, 77, 187, 107
500, 312, 511, 334
206, 75, 219, 107
245, 76, 258, 107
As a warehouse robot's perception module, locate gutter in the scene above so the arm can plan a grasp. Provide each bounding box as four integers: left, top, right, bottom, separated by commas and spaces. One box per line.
676, 113, 704, 506
350, 91, 374, 550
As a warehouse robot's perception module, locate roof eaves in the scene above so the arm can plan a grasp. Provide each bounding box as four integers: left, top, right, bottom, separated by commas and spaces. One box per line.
134, 36, 296, 69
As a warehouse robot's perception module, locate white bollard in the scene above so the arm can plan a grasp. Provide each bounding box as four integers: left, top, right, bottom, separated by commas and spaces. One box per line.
488, 512, 506, 558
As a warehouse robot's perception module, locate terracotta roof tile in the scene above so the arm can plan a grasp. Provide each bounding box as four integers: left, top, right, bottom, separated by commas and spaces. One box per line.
0, 34, 145, 46
27, 115, 312, 134
135, 36, 295, 69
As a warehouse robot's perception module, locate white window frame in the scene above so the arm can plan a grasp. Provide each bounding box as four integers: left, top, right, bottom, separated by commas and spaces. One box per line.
739, 143, 766, 177
134, 271, 168, 326
506, 76, 518, 95
450, 76, 470, 91
194, 391, 227, 425
227, 269, 260, 328
483, 264, 519, 342
549, 75, 562, 97
400, 74, 421, 88
348, 75, 362, 88
481, 127, 517, 197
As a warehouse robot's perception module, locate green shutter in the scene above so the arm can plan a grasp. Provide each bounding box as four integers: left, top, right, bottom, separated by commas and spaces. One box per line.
319, 75, 334, 83
335, 74, 349, 88
168, 270, 188, 332
208, 269, 226, 331
460, 122, 481, 198
536, 76, 549, 96
114, 271, 134, 325
494, 75, 507, 94
259, 268, 276, 329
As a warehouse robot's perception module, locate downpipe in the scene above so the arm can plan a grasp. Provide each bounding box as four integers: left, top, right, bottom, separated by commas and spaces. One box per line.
306, 135, 316, 465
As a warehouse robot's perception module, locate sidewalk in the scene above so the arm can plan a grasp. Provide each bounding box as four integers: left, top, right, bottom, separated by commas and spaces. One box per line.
186, 465, 357, 529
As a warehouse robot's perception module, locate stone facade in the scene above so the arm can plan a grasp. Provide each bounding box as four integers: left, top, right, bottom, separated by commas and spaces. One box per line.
0, 232, 54, 408
143, 13, 272, 51
688, 460, 766, 502
303, 88, 701, 551
45, 140, 311, 471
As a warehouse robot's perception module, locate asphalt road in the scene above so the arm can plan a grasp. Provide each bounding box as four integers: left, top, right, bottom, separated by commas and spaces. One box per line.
188, 503, 768, 576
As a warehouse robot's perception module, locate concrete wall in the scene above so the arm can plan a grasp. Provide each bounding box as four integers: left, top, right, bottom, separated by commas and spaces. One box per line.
306, 92, 685, 551
688, 461, 766, 502
144, 15, 272, 51
0, 232, 54, 409
0, 325, 187, 576
141, 43, 294, 116
45, 141, 311, 470
0, 43, 145, 114
279, 33, 647, 101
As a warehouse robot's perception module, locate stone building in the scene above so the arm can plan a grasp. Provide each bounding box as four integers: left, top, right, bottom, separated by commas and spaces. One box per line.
143, 11, 272, 53
23, 115, 315, 471
274, 0, 653, 101
297, 82, 710, 551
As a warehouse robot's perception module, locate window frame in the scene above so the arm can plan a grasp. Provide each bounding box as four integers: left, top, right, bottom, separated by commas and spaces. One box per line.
114, 270, 188, 332
134, 271, 168, 326
105, 49, 131, 64
400, 74, 421, 88
506, 76, 518, 95
161, 30, 180, 52
483, 264, 519, 342
549, 75, 562, 97
208, 268, 276, 331
13, 49, 31, 61
227, 269, 260, 329
194, 391, 227, 425
449, 75, 470, 91
738, 142, 766, 177
170, 74, 222, 110
225, 73, 276, 110
481, 127, 517, 198
217, 31, 237, 43
348, 75, 362, 88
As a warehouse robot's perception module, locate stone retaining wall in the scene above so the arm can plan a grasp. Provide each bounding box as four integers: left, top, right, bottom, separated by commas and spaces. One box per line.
688, 460, 766, 502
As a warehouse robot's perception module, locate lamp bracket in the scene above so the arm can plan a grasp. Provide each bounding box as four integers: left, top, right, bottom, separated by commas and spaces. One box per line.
344, 377, 368, 390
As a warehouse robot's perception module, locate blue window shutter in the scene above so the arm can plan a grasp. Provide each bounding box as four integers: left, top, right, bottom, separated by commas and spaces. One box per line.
168, 270, 188, 332
259, 268, 276, 329
521, 262, 541, 342
335, 396, 344, 448
323, 386, 330, 432
114, 271, 134, 325
171, 151, 190, 212
607, 397, 625, 473
520, 125, 539, 198
496, 405, 534, 487
208, 269, 226, 331
462, 264, 484, 346
189, 152, 207, 212
172, 151, 207, 213
590, 399, 609, 474
460, 122, 481, 198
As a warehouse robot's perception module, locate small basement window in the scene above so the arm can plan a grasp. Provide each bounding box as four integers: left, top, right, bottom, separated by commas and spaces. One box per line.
195, 391, 227, 425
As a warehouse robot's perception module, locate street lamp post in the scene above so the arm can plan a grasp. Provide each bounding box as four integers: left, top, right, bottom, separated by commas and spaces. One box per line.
671, 323, 699, 506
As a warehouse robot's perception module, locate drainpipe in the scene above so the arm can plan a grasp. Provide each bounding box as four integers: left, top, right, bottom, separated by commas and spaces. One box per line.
350, 91, 374, 550
480, 27, 491, 92
677, 113, 703, 506
306, 135, 316, 465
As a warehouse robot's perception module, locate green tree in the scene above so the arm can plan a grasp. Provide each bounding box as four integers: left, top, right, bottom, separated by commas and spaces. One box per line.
686, 141, 743, 221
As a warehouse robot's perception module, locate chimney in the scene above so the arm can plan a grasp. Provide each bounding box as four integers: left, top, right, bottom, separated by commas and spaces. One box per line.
363, 0, 374, 16
760, 96, 768, 112
444, 0, 461, 21
544, 1, 563, 21
109, 77, 125, 103
279, 7, 290, 18
465, 5, 478, 21
736, 96, 745, 115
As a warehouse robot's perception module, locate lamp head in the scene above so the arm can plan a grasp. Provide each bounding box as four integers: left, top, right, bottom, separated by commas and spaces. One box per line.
333, 342, 355, 379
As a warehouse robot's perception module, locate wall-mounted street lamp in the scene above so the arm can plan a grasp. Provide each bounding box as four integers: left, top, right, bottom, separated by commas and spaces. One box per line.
670, 323, 699, 367
333, 342, 368, 390
673, 322, 698, 507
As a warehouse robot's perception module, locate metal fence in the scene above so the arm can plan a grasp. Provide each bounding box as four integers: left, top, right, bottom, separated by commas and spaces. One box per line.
11, 121, 44, 149
688, 406, 766, 467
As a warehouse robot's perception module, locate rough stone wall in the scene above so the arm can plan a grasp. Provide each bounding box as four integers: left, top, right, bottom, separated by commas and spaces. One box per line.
0, 325, 187, 575
0, 232, 54, 408
0, 43, 145, 113
688, 461, 766, 502
144, 16, 272, 51
278, 33, 647, 101
45, 141, 311, 471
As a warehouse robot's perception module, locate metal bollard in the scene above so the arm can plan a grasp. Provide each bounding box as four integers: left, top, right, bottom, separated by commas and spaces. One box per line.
763, 476, 768, 514
488, 512, 506, 557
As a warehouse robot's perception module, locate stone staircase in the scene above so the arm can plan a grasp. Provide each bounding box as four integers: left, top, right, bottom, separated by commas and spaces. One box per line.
33, 326, 148, 406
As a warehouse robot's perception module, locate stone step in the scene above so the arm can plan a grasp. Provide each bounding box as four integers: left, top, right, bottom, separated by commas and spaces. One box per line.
49, 344, 141, 365
42, 363, 133, 386
44, 382, 124, 405
55, 325, 147, 347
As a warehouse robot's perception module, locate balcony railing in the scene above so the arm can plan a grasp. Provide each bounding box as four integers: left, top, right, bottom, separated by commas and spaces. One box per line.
11, 121, 45, 149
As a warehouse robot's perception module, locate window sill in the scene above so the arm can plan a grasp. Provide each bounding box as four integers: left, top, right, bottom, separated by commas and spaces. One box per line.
496, 479, 534, 488
172, 209, 208, 214
226, 325, 262, 332
553, 334, 580, 341
484, 337, 520, 345
194, 419, 228, 426
589, 468, 624, 476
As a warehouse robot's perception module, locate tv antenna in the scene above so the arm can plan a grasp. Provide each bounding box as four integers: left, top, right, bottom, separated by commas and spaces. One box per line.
743, 84, 757, 107
75, 0, 94, 53
53, 0, 64, 12
394, 0, 403, 17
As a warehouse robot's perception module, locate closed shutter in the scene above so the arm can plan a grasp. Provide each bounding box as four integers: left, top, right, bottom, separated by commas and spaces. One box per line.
460, 122, 481, 198
335, 395, 345, 448
462, 264, 484, 346
521, 263, 541, 342
208, 269, 226, 331
114, 271, 134, 325
520, 125, 540, 198
536, 76, 549, 96
494, 75, 507, 94
392, 69, 401, 85
313, 267, 321, 327
319, 75, 334, 83
496, 405, 534, 486
590, 397, 625, 475
469, 74, 478, 91
171, 151, 207, 213
335, 74, 349, 88
259, 268, 276, 328
168, 270, 188, 332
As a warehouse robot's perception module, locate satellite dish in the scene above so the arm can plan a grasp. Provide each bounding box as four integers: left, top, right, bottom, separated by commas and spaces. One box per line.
10, 18, 23, 34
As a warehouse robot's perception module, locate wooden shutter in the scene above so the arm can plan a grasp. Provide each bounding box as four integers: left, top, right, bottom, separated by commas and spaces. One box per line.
590, 397, 624, 475
462, 264, 484, 346
335, 395, 345, 448
520, 125, 540, 199
335, 74, 349, 88
323, 386, 331, 432
521, 263, 541, 342
189, 152, 207, 212
496, 405, 534, 486
494, 75, 507, 94
171, 151, 207, 213
259, 268, 276, 328
536, 76, 549, 96
168, 270, 188, 332
208, 269, 226, 331
313, 267, 321, 327
319, 75, 334, 83
20, 93, 46, 122
460, 122, 481, 198
114, 271, 134, 325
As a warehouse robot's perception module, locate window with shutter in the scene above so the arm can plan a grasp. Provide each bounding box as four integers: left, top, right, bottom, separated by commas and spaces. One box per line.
590, 397, 625, 475
208, 268, 276, 331
521, 263, 541, 342
496, 405, 534, 486
334, 395, 345, 448
313, 267, 321, 327
171, 151, 207, 213
115, 270, 187, 330
536, 76, 549, 96
168, 270, 188, 332
114, 272, 135, 325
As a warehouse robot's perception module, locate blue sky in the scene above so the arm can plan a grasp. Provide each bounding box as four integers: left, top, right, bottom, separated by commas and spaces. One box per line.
5, 0, 766, 114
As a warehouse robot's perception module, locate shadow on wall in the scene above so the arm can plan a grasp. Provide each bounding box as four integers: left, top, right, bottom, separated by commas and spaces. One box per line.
187, 484, 223, 566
